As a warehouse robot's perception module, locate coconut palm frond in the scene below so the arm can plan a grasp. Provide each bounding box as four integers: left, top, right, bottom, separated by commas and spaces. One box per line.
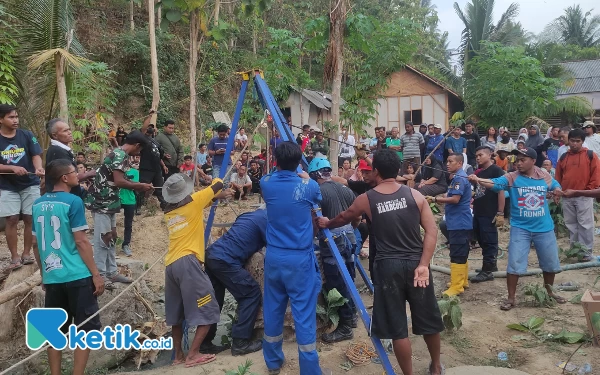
27, 48, 90, 70
494, 2, 519, 32
524, 116, 550, 129
540, 96, 593, 118
419, 54, 462, 90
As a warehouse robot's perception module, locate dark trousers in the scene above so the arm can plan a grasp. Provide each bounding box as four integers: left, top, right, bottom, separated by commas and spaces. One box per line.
139, 169, 166, 205
251, 181, 260, 194
473, 216, 499, 265
122, 204, 135, 246
320, 236, 355, 321
164, 165, 179, 181
448, 229, 471, 264
205, 258, 262, 341
233, 186, 250, 199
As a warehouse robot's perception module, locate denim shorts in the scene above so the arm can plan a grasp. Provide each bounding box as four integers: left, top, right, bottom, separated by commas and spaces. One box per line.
507, 226, 562, 275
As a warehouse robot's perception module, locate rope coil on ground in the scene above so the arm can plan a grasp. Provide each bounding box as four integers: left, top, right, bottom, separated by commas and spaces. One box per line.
345, 341, 377, 366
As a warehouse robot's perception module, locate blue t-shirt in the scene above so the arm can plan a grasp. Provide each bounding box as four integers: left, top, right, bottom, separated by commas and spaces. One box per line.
196, 152, 207, 166
445, 169, 472, 230
491, 175, 560, 233
260, 170, 322, 250
206, 210, 267, 265
208, 136, 230, 168
0, 129, 42, 192
32, 192, 91, 284
426, 135, 445, 162
446, 137, 467, 154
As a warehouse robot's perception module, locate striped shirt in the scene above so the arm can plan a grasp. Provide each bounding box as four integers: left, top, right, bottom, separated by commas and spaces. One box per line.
400, 132, 424, 159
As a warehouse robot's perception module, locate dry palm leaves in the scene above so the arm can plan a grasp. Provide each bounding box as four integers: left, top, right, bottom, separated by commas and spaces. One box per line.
133, 318, 169, 369
345, 341, 376, 366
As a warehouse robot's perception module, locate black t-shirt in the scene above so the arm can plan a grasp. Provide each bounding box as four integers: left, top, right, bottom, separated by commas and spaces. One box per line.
202, 163, 213, 176
347, 179, 371, 196
462, 132, 480, 160
45, 144, 81, 195
319, 181, 356, 219
0, 129, 42, 191
116, 130, 128, 145
472, 164, 504, 217
139, 136, 163, 172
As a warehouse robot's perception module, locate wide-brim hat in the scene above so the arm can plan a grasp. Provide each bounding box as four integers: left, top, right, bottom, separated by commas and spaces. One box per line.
163, 173, 194, 203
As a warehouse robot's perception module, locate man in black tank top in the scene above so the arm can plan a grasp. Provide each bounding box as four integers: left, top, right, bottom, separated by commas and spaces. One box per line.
317, 150, 445, 375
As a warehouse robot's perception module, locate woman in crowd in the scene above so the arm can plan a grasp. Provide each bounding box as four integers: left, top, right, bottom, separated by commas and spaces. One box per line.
341, 159, 355, 180
480, 127, 497, 150
414, 155, 448, 197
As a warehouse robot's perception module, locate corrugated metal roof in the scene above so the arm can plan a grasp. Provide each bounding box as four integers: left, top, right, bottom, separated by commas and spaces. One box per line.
558, 59, 600, 95
294, 88, 346, 110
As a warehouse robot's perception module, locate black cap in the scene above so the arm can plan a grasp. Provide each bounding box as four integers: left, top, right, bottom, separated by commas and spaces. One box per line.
511, 147, 537, 160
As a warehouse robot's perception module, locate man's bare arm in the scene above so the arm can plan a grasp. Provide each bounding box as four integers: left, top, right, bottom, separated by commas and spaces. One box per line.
140, 110, 155, 135
414, 189, 437, 266
322, 194, 369, 229
331, 175, 348, 186
435, 194, 460, 204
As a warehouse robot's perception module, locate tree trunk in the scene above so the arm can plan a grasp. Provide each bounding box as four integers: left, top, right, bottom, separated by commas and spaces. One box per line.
148, 0, 160, 124
130, 0, 135, 31
214, 0, 220, 25
324, 0, 348, 171
156, 0, 161, 29
55, 52, 68, 121
189, 10, 200, 152
252, 26, 257, 56
228, 2, 234, 49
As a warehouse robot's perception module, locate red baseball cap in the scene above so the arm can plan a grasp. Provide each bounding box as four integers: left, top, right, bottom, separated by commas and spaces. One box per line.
358, 160, 372, 171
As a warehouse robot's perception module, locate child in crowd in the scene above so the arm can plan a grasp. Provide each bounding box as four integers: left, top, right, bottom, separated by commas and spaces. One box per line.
542, 159, 555, 177
180, 155, 195, 178
402, 163, 416, 188
119, 157, 139, 257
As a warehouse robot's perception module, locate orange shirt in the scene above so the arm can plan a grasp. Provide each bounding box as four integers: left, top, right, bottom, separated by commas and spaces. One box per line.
495, 156, 508, 171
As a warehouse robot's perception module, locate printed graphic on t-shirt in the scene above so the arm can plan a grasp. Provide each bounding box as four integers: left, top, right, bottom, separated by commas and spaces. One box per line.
44, 252, 63, 273
473, 183, 487, 199
2, 144, 26, 164
517, 187, 546, 217
293, 179, 310, 201
376, 198, 407, 214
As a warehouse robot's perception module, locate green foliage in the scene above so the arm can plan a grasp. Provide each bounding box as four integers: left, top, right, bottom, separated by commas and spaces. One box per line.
465, 42, 561, 127
522, 283, 555, 307
437, 295, 462, 331
507, 316, 586, 344
547, 5, 600, 48
549, 200, 569, 237
559, 242, 589, 262
429, 202, 440, 214
592, 312, 600, 332
225, 359, 259, 375
220, 312, 236, 347
68, 62, 117, 152
507, 316, 545, 332
0, 5, 18, 105
316, 288, 349, 330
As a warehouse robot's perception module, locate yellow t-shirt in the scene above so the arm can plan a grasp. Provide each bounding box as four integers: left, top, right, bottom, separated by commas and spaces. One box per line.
164, 179, 222, 266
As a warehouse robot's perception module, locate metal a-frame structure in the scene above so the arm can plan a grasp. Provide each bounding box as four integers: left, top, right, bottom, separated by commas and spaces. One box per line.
203, 70, 396, 375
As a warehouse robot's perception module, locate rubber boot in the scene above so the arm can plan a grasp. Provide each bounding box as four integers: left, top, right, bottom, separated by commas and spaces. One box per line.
471, 262, 495, 283
443, 263, 466, 297
199, 341, 230, 354
321, 320, 354, 343
447, 261, 469, 289
231, 338, 262, 356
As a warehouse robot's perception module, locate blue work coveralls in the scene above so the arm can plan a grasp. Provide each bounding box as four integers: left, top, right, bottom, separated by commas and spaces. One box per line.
260, 170, 323, 375
205, 209, 267, 342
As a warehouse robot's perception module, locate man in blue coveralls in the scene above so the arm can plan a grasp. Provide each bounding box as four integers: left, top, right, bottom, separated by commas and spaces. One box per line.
203, 209, 267, 356
260, 141, 323, 375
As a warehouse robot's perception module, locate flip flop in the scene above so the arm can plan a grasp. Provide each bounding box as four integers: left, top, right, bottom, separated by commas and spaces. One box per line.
500, 300, 516, 311
8, 259, 22, 271
21, 256, 35, 265
428, 362, 446, 375
171, 359, 185, 366
184, 354, 216, 368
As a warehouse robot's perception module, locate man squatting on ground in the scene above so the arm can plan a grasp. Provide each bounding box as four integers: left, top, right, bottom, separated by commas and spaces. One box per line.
32, 159, 105, 375
318, 149, 445, 375
162, 173, 233, 367
203, 209, 267, 356
307, 157, 358, 343
470, 147, 566, 310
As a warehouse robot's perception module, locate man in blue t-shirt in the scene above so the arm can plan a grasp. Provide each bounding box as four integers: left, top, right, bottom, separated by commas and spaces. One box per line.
203, 209, 267, 356
470, 147, 565, 311
425, 153, 472, 297
32, 159, 104, 375
208, 124, 231, 181
445, 127, 467, 155
0, 104, 45, 270
425, 124, 445, 162
260, 142, 323, 375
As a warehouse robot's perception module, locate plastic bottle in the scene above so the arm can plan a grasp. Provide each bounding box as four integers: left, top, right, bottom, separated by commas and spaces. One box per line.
578, 363, 592, 374
497, 352, 508, 361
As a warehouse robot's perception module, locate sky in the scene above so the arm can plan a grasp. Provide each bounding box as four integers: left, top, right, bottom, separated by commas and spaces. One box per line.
435, 0, 599, 51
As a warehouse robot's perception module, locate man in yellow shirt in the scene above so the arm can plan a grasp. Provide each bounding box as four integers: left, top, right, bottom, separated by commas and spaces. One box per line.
163, 173, 232, 367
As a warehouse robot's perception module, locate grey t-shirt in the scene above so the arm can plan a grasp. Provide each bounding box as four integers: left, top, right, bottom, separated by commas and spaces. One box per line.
400, 132, 424, 159
319, 180, 356, 219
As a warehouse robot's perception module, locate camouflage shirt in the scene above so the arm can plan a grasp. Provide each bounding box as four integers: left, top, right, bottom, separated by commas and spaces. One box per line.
85, 148, 129, 213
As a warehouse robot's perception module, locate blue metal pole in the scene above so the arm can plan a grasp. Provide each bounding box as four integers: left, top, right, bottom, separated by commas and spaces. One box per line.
356, 258, 374, 294
253, 72, 396, 375
203, 78, 249, 245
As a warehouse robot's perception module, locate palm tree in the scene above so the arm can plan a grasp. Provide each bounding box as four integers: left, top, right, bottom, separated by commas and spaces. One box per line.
548, 5, 600, 47
453, 0, 521, 67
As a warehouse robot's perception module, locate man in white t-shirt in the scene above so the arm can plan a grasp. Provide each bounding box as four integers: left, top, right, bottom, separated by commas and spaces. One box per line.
558, 126, 590, 159
234, 128, 248, 150
338, 125, 355, 166
230, 164, 252, 200
583, 121, 600, 157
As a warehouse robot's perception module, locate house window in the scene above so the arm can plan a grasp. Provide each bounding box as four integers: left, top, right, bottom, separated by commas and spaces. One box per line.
404, 110, 422, 125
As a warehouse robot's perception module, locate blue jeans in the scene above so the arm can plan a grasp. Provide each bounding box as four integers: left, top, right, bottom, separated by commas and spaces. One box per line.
507, 226, 562, 275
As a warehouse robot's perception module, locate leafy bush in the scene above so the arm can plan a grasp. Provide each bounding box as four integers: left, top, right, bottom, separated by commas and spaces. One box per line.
507, 316, 586, 344
523, 283, 555, 307
225, 359, 259, 375
316, 288, 348, 330
437, 295, 462, 331
560, 242, 589, 262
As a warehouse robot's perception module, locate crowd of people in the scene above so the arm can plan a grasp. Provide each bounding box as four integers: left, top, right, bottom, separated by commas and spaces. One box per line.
3, 98, 600, 375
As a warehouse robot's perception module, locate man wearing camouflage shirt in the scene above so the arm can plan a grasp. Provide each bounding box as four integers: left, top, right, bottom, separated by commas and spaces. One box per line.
85, 131, 153, 288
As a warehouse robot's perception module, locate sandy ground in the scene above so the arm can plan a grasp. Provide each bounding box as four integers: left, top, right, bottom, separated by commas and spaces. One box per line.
1, 193, 600, 375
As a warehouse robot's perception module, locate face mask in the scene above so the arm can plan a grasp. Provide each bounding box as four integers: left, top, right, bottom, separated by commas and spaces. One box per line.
502, 135, 510, 142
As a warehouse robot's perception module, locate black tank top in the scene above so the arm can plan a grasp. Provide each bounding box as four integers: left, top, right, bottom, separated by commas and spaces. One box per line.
366, 185, 423, 262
